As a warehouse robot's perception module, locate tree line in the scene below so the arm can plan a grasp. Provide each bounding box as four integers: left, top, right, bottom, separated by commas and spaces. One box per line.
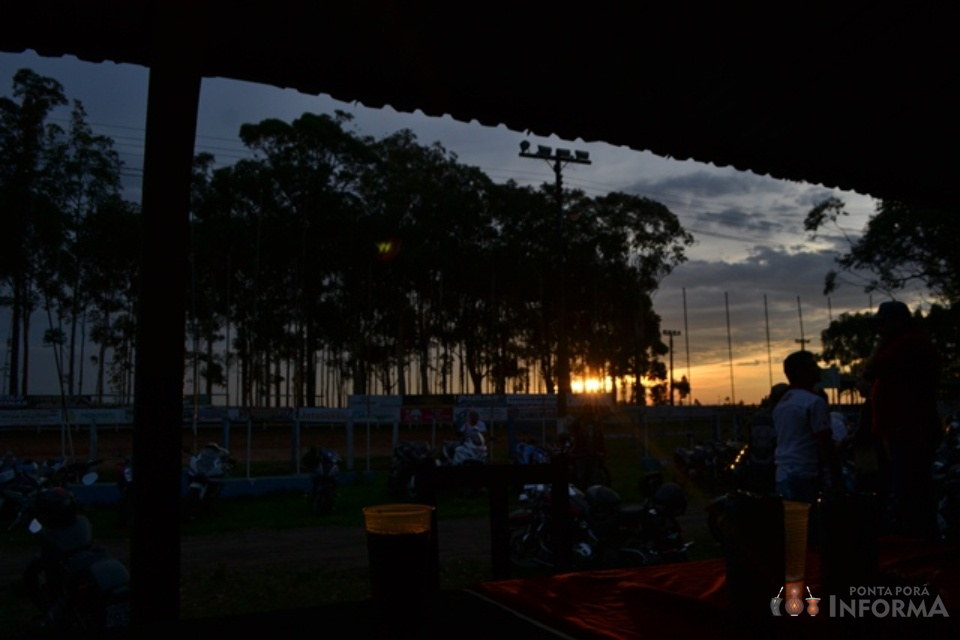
1, 68, 698, 408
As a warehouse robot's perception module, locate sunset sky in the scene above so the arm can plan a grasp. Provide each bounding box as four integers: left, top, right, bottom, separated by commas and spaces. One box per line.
0, 50, 929, 406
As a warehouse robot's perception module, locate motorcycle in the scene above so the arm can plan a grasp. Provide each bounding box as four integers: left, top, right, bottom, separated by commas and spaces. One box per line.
674, 439, 740, 487
508, 472, 692, 571
1, 452, 44, 526
439, 427, 488, 497
183, 442, 235, 521
13, 486, 131, 633
115, 454, 133, 527
933, 414, 960, 543
515, 439, 551, 465
440, 427, 489, 466
301, 446, 341, 516
36, 456, 102, 488
388, 440, 436, 500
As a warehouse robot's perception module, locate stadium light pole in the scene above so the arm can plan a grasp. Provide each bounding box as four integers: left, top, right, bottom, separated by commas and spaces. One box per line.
662, 329, 681, 406
519, 141, 591, 424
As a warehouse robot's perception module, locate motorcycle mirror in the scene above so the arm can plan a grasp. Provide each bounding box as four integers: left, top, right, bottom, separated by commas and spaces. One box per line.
28, 518, 42, 534
81, 471, 99, 485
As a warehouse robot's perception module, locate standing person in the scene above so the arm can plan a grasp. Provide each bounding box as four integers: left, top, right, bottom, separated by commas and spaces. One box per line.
773, 351, 840, 504
860, 300, 941, 539
460, 410, 487, 437
746, 382, 789, 493
568, 406, 608, 489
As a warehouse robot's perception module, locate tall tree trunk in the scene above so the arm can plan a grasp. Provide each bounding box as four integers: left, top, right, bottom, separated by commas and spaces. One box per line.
95, 310, 109, 404
77, 311, 87, 396
273, 354, 281, 408
417, 295, 429, 394
20, 294, 31, 397
305, 324, 317, 407
8, 279, 21, 396
395, 317, 406, 397
205, 336, 214, 398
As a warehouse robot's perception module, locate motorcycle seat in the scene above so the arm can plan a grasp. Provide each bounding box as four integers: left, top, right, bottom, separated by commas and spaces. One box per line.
39, 515, 93, 555
616, 504, 646, 523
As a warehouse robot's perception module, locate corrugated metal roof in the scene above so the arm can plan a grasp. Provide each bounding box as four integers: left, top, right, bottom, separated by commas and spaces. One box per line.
2, 1, 955, 210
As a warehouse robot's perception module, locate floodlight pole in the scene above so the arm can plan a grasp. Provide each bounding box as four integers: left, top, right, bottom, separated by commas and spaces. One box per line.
519, 144, 591, 424
795, 296, 810, 351
662, 329, 681, 406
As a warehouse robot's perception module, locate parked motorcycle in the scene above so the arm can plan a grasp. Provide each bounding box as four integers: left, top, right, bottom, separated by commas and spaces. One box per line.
1, 452, 43, 526
115, 454, 133, 527
183, 442, 235, 522
515, 439, 551, 465
439, 427, 489, 497
934, 414, 960, 544
13, 486, 130, 633
36, 456, 102, 488
674, 439, 740, 487
301, 446, 341, 515
388, 440, 436, 500
508, 472, 692, 571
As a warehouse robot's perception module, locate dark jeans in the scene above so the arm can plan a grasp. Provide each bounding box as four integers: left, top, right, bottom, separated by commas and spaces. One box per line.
776, 475, 819, 505
886, 438, 938, 539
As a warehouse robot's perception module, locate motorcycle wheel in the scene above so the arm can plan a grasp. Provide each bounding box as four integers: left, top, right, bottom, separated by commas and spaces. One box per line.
405, 472, 424, 500
705, 496, 726, 544
312, 485, 335, 516
387, 457, 406, 497
116, 488, 133, 527
509, 529, 548, 569
182, 488, 202, 522
459, 460, 485, 498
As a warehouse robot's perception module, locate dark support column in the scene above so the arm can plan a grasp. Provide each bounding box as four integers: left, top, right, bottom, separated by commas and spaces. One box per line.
129, 22, 202, 631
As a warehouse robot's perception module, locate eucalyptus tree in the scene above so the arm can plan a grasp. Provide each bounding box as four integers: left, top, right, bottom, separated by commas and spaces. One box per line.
75, 196, 141, 404
483, 181, 692, 404
196, 156, 284, 407
224, 112, 371, 406
354, 129, 495, 395
564, 191, 693, 404
0, 68, 69, 396
482, 181, 558, 394
187, 152, 233, 401
46, 100, 125, 397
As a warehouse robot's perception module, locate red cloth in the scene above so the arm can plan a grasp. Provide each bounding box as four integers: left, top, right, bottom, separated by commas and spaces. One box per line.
470, 537, 959, 639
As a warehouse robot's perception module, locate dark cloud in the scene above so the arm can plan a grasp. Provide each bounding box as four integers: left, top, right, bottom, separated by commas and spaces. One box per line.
633, 169, 777, 200
691, 207, 787, 238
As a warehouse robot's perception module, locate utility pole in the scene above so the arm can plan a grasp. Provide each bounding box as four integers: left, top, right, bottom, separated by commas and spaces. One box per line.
662, 329, 681, 406
795, 295, 810, 351
519, 141, 591, 424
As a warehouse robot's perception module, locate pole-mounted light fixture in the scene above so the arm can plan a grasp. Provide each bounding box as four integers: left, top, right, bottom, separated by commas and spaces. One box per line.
517, 140, 593, 421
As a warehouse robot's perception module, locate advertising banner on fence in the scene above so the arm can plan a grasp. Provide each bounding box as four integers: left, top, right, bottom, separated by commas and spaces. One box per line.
400, 394, 455, 424
0, 409, 62, 427
348, 395, 403, 422
243, 407, 295, 422
504, 394, 557, 421
455, 394, 509, 424
67, 407, 134, 425
297, 407, 351, 423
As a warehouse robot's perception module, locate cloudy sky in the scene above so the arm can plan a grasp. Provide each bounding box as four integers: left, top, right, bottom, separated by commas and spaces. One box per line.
0, 50, 918, 406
